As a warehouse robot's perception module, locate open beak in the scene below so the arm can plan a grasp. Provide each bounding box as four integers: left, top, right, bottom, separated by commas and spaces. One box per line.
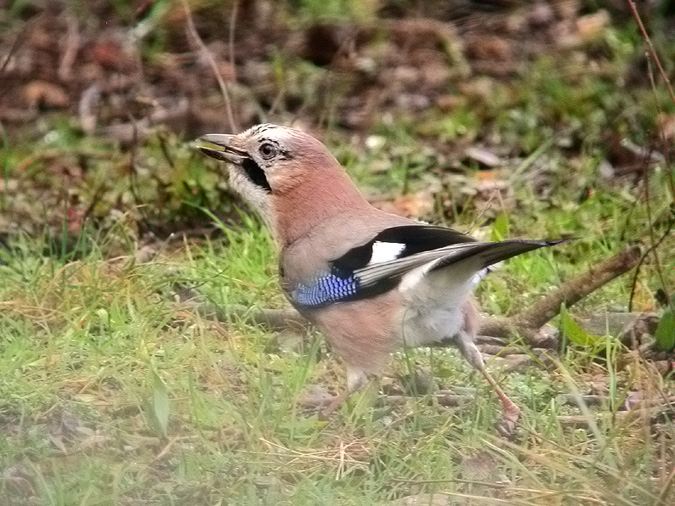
194, 134, 248, 164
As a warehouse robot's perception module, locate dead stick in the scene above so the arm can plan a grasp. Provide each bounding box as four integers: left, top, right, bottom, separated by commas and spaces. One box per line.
190, 301, 308, 331
513, 246, 641, 330
626, 0, 675, 104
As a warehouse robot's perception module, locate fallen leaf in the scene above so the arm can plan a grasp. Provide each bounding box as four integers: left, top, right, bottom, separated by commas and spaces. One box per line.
465, 146, 503, 168
575, 10, 610, 41
22, 81, 69, 109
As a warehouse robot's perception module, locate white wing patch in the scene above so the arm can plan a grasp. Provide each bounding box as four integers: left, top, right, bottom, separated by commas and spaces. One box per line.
369, 241, 406, 265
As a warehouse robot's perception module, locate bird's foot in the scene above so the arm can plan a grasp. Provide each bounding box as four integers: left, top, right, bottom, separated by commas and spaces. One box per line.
317, 394, 348, 421
298, 386, 347, 420
496, 402, 521, 439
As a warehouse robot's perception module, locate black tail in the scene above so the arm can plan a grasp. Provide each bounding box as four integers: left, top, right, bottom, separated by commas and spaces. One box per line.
431, 239, 566, 272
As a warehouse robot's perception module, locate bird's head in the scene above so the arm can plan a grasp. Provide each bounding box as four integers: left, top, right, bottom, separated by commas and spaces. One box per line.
196, 123, 337, 203
196, 123, 368, 244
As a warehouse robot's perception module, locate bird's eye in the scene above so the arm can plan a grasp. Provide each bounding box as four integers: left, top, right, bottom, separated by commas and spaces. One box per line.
259, 143, 277, 160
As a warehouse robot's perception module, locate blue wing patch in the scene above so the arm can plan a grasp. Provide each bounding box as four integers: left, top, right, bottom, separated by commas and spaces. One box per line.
293, 272, 359, 307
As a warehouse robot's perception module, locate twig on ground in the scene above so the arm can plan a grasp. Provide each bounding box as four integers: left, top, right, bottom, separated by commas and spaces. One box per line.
557, 402, 673, 428
189, 301, 308, 331
181, 247, 641, 349
478, 249, 641, 346
513, 246, 641, 330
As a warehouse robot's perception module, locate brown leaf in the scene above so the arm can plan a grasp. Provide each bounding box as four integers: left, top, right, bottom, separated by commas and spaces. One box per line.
373, 192, 434, 219
89, 39, 135, 71
465, 35, 512, 61
575, 10, 610, 41
22, 80, 69, 109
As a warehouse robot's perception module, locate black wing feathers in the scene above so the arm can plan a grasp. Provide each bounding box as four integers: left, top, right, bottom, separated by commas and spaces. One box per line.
331, 225, 474, 275
429, 239, 561, 272
311, 223, 562, 306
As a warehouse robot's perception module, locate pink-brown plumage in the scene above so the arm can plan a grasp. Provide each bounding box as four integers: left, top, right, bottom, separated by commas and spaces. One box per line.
311, 291, 404, 376
197, 124, 560, 435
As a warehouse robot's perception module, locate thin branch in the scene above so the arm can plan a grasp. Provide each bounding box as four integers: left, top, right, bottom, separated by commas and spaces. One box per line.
188, 300, 308, 331
641, 149, 669, 301
181, 0, 237, 132
227, 0, 239, 86
0, 26, 28, 98
58, 14, 81, 81
644, 44, 675, 202
628, 217, 673, 311
513, 246, 641, 330
0, 27, 25, 77
626, 0, 675, 104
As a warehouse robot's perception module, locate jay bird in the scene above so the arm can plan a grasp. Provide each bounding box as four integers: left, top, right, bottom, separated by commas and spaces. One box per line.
196, 123, 561, 435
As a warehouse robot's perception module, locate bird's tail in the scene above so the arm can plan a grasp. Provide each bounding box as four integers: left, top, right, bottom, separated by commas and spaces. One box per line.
430, 239, 566, 273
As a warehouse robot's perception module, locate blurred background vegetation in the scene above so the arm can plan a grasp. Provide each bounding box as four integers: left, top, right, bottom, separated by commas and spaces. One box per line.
1, 0, 673, 240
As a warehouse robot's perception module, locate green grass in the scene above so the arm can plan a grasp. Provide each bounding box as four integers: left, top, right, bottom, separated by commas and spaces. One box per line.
1, 165, 672, 503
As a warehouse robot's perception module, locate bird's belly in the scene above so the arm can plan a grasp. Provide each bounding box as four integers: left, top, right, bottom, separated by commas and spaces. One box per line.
400, 304, 465, 347
303, 290, 405, 373
398, 268, 476, 348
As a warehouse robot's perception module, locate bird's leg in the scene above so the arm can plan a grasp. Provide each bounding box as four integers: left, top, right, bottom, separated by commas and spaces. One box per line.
477, 366, 520, 437
319, 366, 369, 420
455, 331, 520, 437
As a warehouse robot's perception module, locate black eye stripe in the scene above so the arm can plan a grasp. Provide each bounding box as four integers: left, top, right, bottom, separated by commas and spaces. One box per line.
242, 158, 272, 193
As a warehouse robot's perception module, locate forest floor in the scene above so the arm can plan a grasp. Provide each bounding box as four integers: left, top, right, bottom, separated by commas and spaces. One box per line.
0, 1, 673, 504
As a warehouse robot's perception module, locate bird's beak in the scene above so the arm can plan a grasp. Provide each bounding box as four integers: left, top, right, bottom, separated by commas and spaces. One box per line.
194, 134, 248, 164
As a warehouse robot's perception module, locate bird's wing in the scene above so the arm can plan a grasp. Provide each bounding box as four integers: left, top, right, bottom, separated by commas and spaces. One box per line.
290, 224, 560, 308
353, 239, 557, 289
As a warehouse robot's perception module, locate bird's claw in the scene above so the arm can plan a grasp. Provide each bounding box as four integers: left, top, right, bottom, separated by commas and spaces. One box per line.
496, 404, 520, 439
